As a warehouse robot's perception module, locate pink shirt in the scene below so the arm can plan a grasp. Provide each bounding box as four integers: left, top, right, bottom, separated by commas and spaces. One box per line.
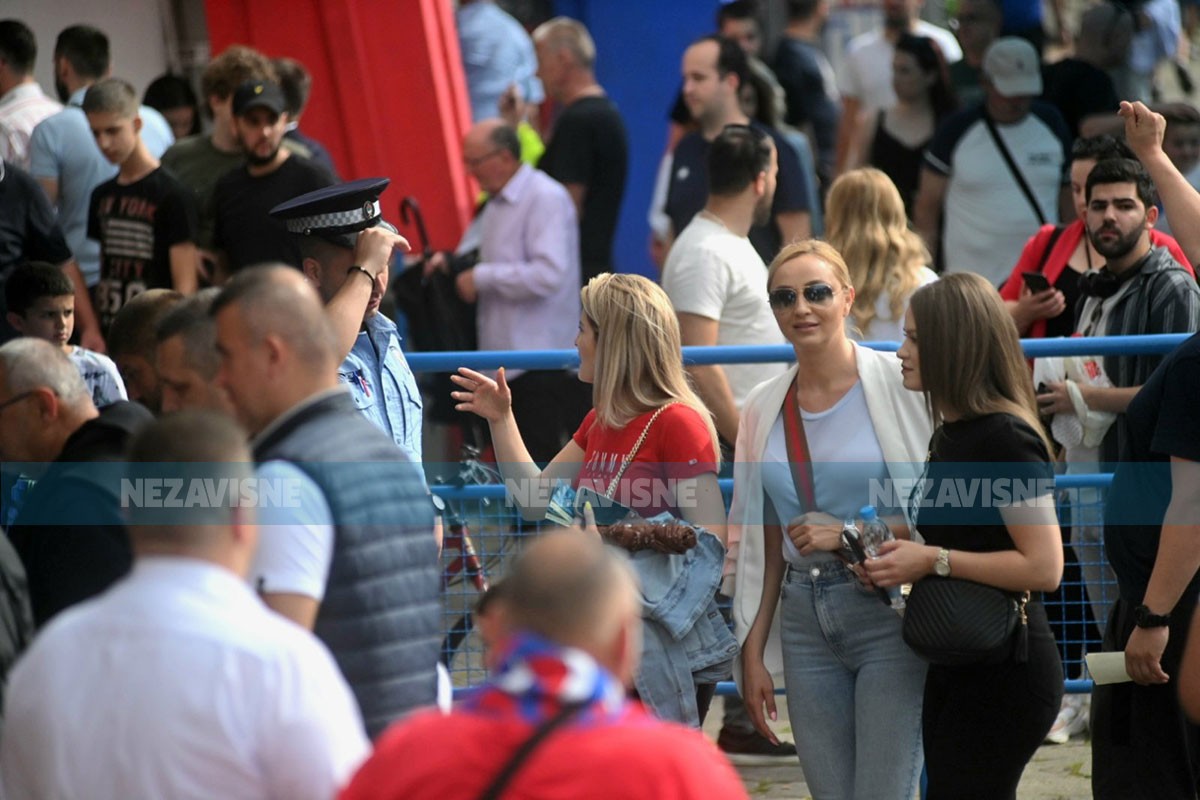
0, 83, 61, 170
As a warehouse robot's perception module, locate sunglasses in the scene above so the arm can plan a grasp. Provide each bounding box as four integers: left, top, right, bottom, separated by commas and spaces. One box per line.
768, 284, 839, 310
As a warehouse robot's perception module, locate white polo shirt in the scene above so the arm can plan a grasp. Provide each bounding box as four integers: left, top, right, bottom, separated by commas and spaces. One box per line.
0, 557, 369, 800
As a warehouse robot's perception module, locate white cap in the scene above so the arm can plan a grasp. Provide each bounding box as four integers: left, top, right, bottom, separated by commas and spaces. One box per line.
982, 37, 1042, 98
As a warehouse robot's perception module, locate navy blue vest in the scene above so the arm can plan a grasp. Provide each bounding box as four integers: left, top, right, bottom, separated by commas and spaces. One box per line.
253, 392, 440, 737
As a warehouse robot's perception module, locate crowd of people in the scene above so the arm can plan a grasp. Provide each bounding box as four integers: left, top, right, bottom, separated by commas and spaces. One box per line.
2, 2, 1200, 798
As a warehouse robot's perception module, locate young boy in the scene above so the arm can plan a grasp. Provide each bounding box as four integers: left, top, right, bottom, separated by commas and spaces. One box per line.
83, 77, 198, 333
4, 262, 126, 407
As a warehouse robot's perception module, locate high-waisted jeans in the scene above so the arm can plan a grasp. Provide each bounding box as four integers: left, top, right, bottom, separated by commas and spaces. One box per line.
780, 560, 927, 800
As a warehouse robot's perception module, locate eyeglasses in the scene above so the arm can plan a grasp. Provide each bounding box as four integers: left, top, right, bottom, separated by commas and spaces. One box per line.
0, 391, 37, 415
768, 284, 840, 310
463, 149, 503, 168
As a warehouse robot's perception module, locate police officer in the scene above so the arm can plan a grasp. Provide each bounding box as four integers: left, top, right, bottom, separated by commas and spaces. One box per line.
270, 179, 424, 466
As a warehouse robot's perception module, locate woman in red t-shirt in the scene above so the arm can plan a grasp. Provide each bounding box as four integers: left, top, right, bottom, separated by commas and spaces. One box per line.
452, 272, 724, 528
451, 273, 730, 725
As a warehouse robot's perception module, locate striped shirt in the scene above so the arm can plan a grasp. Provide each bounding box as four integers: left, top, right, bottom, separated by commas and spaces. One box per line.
0, 83, 61, 170
1078, 246, 1200, 463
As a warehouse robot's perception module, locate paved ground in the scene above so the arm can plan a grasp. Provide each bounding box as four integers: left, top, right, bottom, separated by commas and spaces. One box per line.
702, 697, 1093, 799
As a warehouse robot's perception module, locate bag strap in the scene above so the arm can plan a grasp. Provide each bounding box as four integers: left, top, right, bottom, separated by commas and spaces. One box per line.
605, 403, 675, 499
983, 114, 1047, 226
780, 379, 817, 511
1034, 224, 1067, 274
476, 700, 587, 800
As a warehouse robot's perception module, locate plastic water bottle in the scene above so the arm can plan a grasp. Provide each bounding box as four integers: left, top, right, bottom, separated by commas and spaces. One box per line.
859, 505, 904, 611
858, 505, 893, 556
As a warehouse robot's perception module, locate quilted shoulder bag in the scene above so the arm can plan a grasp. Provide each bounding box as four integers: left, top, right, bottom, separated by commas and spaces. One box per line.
902, 576, 1030, 666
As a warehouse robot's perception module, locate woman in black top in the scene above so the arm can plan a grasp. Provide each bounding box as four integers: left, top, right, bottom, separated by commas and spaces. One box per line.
865, 273, 1064, 799
864, 34, 956, 218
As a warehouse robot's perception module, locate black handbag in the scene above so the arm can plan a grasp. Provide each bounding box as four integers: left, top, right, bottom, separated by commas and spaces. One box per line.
902, 576, 1030, 666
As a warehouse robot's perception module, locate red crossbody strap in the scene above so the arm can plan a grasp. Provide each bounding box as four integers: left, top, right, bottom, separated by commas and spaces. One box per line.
781, 379, 817, 511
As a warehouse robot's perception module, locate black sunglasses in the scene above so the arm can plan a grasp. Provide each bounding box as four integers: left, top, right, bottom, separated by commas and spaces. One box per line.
768, 284, 838, 310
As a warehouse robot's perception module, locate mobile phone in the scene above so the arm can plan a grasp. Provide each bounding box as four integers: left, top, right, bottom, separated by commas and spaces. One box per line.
1022, 272, 1052, 293
841, 528, 868, 565
575, 486, 635, 527
841, 529, 893, 606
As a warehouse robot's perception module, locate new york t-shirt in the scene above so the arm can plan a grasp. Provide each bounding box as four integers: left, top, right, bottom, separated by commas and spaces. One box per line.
87, 166, 196, 331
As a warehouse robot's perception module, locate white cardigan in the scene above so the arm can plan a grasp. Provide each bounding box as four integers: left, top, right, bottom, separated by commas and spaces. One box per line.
728, 343, 933, 689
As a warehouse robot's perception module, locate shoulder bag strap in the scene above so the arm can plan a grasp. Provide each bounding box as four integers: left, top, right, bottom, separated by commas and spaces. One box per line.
1035, 224, 1067, 274
983, 114, 1047, 226
780, 379, 817, 511
476, 700, 588, 800
605, 403, 675, 499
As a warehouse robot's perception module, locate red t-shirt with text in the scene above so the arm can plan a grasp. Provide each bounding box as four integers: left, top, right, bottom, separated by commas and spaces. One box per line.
572, 404, 717, 518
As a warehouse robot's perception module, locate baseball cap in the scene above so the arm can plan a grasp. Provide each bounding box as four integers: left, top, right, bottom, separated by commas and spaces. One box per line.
232, 80, 287, 117
982, 37, 1042, 98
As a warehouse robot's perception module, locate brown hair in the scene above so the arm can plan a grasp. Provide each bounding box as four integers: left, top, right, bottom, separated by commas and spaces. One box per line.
908, 273, 1050, 451
201, 45, 277, 110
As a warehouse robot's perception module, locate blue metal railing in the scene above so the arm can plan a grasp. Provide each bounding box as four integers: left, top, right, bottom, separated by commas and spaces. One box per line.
407, 333, 1193, 373
423, 333, 1189, 699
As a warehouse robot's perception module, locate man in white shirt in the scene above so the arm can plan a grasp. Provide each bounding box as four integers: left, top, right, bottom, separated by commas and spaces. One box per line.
662, 123, 787, 451
0, 411, 368, 800
834, 0, 961, 175
914, 37, 1072, 285
0, 20, 61, 169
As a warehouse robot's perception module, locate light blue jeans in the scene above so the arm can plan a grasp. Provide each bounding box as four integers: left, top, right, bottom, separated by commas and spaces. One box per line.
780, 560, 926, 800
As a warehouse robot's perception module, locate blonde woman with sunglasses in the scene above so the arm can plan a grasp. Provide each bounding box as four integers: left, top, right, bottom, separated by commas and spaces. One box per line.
730, 239, 932, 799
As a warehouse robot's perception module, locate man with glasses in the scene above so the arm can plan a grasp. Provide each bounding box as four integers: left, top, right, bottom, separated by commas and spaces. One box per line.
0, 337, 151, 626
443, 119, 586, 464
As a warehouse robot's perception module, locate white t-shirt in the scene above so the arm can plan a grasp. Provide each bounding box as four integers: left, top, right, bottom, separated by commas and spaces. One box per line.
0, 558, 368, 800
67, 345, 126, 408
837, 22, 963, 111
850, 267, 939, 343
660, 214, 788, 407
250, 460, 334, 601
926, 105, 1070, 287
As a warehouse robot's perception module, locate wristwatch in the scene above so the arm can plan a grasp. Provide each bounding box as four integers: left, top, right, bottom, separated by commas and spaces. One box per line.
933, 547, 951, 577
1133, 604, 1170, 628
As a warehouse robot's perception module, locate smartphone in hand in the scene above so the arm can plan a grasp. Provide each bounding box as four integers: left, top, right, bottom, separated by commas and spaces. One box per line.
1022, 272, 1052, 293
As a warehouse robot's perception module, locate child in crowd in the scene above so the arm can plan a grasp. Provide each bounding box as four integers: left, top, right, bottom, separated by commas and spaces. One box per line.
4, 262, 126, 407
83, 77, 198, 333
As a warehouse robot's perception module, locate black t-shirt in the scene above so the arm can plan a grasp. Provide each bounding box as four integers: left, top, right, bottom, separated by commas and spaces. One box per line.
914, 413, 1054, 553
1106, 331, 1200, 604
1041, 58, 1120, 139
212, 154, 334, 273
771, 36, 839, 185
665, 123, 811, 264
539, 95, 628, 282
87, 167, 197, 332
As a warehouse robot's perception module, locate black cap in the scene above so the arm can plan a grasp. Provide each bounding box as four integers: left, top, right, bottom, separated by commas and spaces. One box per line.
232, 80, 287, 116
269, 177, 397, 248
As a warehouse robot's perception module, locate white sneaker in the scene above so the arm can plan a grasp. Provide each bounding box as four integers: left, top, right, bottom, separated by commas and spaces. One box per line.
1045, 694, 1090, 744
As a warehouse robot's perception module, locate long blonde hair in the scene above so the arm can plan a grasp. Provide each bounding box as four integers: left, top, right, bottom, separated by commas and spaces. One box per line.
908, 273, 1052, 453
824, 168, 930, 335
580, 273, 720, 458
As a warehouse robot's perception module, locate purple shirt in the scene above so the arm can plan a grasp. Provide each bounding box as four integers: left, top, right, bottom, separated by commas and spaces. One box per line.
474, 163, 580, 377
